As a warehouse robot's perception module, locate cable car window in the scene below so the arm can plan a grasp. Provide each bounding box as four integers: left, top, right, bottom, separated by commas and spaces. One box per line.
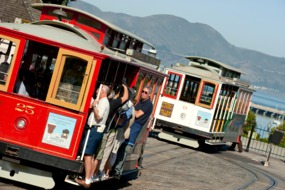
0, 61, 9, 85
103, 29, 113, 46
46, 48, 93, 111
0, 36, 19, 88
98, 59, 125, 87
77, 15, 101, 30
15, 40, 59, 100
119, 35, 129, 51
56, 57, 87, 103
180, 75, 200, 103
199, 83, 215, 105
97, 59, 139, 95
163, 72, 181, 97
112, 33, 121, 48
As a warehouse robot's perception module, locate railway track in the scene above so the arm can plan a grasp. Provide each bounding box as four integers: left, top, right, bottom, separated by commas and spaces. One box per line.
142, 141, 197, 168
202, 147, 285, 190
224, 158, 280, 190
237, 165, 278, 190
1, 137, 285, 190
140, 137, 285, 190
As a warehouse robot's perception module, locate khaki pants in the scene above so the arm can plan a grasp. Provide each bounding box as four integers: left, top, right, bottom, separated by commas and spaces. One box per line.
98, 130, 116, 171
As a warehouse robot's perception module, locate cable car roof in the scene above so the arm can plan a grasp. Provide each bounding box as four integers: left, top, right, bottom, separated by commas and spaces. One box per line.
31, 3, 156, 49
169, 63, 253, 89
185, 56, 246, 75
170, 64, 225, 82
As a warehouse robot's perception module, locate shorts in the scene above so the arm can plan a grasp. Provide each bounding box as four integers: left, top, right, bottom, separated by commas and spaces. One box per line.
84, 126, 104, 155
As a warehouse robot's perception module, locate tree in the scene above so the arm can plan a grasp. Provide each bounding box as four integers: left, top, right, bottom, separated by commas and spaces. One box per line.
243, 110, 256, 134
276, 122, 285, 131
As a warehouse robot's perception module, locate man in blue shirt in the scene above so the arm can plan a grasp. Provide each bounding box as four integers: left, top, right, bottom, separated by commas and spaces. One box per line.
112, 85, 153, 177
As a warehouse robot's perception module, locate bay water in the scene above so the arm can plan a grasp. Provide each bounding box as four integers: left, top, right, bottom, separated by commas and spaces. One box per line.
251, 90, 285, 138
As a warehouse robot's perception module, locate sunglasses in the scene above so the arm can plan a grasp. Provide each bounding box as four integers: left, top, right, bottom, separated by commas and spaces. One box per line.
142, 90, 149, 94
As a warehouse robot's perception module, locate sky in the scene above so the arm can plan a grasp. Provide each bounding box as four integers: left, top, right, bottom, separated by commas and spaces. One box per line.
82, 0, 285, 58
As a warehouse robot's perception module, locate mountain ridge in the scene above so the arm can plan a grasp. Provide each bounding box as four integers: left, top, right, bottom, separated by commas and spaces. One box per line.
70, 0, 285, 93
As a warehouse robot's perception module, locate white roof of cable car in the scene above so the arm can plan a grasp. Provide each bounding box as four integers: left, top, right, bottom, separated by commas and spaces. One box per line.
185, 56, 246, 75
170, 64, 251, 87
31, 3, 155, 48
170, 64, 226, 82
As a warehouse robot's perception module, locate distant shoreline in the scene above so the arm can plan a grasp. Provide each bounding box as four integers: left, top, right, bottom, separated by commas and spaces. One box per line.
252, 90, 285, 112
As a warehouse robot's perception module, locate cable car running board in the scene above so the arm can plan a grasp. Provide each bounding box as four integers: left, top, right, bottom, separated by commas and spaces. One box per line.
158, 131, 199, 148
0, 160, 55, 189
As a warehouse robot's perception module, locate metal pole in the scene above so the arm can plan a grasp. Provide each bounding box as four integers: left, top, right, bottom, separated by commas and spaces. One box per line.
264, 143, 272, 166
245, 121, 256, 152
80, 84, 103, 160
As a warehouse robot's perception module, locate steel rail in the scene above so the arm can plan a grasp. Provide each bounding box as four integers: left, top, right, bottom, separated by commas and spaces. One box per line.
224, 159, 278, 190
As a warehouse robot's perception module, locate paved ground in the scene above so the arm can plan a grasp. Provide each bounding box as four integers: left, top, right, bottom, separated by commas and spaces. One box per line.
1, 137, 285, 190
232, 148, 285, 179
122, 138, 285, 190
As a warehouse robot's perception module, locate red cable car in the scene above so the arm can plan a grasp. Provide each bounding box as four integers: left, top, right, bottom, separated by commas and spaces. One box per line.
0, 3, 166, 189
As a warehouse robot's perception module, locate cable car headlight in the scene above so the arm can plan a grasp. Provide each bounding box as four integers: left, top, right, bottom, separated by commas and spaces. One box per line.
15, 118, 27, 130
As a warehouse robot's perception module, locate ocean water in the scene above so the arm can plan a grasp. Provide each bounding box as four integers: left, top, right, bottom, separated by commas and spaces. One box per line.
251, 90, 285, 138
252, 90, 285, 111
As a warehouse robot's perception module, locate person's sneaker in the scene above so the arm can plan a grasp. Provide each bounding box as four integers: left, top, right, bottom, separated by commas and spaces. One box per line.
91, 175, 100, 183
105, 175, 110, 180
112, 172, 120, 179
92, 171, 102, 182
90, 176, 95, 183
101, 172, 109, 180
100, 171, 105, 179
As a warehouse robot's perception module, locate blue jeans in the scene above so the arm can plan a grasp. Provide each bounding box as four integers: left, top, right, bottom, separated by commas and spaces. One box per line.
126, 121, 142, 146
113, 122, 143, 175
113, 143, 133, 175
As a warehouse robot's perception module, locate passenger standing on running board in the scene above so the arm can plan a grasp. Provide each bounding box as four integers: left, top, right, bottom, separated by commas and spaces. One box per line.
91, 83, 129, 181
112, 85, 153, 177
75, 84, 110, 189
